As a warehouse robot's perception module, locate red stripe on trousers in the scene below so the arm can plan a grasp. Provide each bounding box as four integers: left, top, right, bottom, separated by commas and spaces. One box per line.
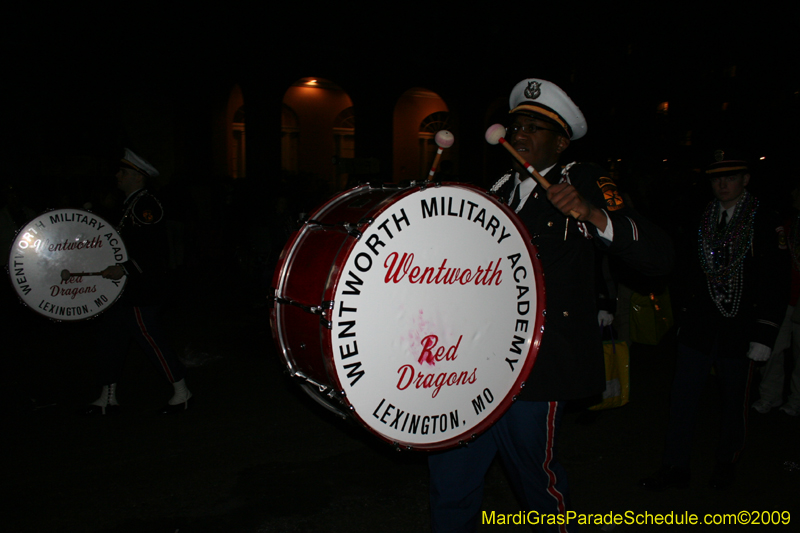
134, 307, 175, 383
542, 401, 568, 533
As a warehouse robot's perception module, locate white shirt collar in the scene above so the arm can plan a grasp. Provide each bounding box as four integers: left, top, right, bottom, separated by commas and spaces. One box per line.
512, 164, 557, 212
719, 203, 736, 224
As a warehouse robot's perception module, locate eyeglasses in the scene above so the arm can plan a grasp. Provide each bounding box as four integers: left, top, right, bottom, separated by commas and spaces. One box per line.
508, 123, 561, 136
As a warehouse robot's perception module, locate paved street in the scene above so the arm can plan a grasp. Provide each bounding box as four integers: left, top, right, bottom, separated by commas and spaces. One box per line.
4, 274, 799, 532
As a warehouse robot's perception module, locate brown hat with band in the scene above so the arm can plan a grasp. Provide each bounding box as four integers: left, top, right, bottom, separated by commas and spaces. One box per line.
705, 149, 749, 177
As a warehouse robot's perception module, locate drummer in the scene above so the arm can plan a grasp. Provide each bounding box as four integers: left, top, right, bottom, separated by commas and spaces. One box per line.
84, 148, 191, 415
428, 79, 674, 532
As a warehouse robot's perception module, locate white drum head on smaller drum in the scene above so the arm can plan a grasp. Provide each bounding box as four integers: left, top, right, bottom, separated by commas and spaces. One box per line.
7, 209, 128, 321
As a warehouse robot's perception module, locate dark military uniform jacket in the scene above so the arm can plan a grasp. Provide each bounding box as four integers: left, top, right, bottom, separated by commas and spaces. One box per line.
495, 162, 673, 401
117, 189, 169, 307
675, 197, 788, 357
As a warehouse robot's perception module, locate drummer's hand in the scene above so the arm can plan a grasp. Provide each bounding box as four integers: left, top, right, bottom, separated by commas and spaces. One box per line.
101, 265, 125, 280
546, 183, 608, 231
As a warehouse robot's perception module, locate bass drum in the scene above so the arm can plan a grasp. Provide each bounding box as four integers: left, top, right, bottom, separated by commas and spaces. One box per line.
7, 208, 127, 321
271, 183, 545, 450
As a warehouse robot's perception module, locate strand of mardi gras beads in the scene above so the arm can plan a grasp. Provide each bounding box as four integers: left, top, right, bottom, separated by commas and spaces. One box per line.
698, 191, 758, 317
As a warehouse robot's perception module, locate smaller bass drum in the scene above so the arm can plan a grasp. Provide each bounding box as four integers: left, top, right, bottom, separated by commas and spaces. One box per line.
7, 209, 128, 321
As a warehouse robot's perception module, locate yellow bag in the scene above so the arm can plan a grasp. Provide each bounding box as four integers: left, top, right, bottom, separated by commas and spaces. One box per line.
630, 289, 673, 345
590, 339, 630, 410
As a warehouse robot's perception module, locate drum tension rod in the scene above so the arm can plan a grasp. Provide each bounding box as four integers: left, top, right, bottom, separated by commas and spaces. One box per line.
304, 219, 366, 239
273, 297, 335, 330
273, 296, 333, 316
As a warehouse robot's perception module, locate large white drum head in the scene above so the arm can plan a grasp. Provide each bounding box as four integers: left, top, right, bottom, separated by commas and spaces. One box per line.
325, 184, 545, 450
8, 209, 128, 321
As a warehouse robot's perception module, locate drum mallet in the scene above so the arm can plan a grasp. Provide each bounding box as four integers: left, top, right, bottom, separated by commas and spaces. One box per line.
485, 123, 579, 218
427, 130, 454, 181
60, 269, 103, 281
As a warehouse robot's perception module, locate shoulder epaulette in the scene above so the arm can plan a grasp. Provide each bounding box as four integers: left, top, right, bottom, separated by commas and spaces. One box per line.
120, 190, 164, 228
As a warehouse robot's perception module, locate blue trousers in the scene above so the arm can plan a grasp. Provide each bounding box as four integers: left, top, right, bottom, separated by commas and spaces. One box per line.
428, 401, 575, 533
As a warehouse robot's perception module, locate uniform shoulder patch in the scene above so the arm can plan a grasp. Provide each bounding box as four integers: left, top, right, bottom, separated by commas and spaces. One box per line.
596, 176, 625, 211
131, 193, 164, 225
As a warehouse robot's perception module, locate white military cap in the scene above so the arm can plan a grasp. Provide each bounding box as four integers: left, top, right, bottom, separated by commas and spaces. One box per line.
509, 79, 587, 140
121, 148, 160, 179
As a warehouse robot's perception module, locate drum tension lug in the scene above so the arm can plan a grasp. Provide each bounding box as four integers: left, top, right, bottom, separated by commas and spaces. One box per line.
344, 224, 362, 239
319, 300, 334, 329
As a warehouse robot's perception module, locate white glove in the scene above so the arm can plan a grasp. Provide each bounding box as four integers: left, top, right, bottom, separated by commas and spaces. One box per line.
598, 310, 614, 327
746, 342, 771, 362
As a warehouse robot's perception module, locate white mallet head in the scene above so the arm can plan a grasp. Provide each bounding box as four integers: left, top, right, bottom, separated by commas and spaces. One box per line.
485, 124, 506, 145
434, 130, 454, 149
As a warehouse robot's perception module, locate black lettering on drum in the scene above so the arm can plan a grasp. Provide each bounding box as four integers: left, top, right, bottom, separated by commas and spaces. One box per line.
421, 198, 438, 218
509, 335, 526, 355
48, 212, 105, 232
354, 252, 372, 273
420, 197, 514, 245
485, 215, 500, 238
342, 361, 365, 386
389, 406, 405, 429
341, 271, 363, 296
391, 208, 410, 232
472, 207, 486, 228
13, 260, 32, 295
364, 233, 385, 256
408, 414, 421, 434
497, 226, 512, 244
471, 388, 494, 416
379, 406, 462, 436
337, 302, 358, 339
338, 321, 356, 339
376, 208, 410, 240
336, 298, 363, 385
38, 300, 91, 317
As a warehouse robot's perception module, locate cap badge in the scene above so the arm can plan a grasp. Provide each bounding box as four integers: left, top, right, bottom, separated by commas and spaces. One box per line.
714, 149, 725, 162
524, 81, 542, 100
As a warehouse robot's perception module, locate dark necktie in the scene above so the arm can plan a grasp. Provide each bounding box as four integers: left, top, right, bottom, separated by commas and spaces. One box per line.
716, 210, 728, 235
509, 183, 522, 212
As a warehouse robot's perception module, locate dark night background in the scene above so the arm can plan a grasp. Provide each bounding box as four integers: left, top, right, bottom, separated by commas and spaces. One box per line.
4, 5, 800, 533
7, 7, 800, 189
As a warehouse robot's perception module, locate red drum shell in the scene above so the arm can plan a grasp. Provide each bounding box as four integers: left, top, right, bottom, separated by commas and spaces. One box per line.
271, 183, 545, 450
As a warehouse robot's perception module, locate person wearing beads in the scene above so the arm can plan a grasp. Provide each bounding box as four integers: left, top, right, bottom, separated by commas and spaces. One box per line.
640, 151, 789, 492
